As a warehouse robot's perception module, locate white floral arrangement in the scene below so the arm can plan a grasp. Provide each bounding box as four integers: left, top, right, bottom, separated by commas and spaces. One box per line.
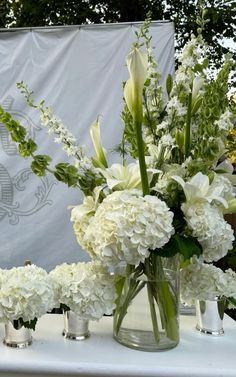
0, 265, 55, 329
49, 261, 116, 320
1, 13, 236, 341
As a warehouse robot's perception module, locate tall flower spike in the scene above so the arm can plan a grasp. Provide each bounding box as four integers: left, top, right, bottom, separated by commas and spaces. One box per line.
124, 47, 149, 195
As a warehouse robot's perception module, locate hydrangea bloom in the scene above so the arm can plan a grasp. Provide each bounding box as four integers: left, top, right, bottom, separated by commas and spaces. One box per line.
81, 189, 174, 267
0, 265, 54, 323
182, 202, 234, 262
50, 261, 115, 320
181, 257, 236, 305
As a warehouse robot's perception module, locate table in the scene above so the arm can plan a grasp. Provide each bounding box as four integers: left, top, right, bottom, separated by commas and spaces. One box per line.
0, 314, 235, 377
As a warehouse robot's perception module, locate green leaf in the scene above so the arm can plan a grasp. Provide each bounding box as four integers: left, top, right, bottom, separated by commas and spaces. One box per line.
31, 154, 52, 176
166, 73, 173, 96
18, 139, 37, 157
156, 234, 202, 261
19, 317, 37, 331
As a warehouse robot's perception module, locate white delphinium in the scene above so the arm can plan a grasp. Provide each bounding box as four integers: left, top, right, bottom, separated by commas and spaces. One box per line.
0, 265, 54, 325
81, 189, 174, 267
181, 256, 236, 305
50, 261, 115, 321
166, 96, 187, 117
214, 109, 235, 131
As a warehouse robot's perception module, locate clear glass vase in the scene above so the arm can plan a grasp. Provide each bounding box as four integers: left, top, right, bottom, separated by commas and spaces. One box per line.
62, 310, 90, 340
113, 255, 180, 351
195, 297, 225, 335
3, 319, 33, 348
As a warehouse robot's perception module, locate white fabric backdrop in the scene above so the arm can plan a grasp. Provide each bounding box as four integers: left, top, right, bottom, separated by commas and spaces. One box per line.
0, 21, 174, 270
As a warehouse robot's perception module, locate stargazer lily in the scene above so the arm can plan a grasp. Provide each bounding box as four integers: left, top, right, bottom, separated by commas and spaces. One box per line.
90, 118, 108, 168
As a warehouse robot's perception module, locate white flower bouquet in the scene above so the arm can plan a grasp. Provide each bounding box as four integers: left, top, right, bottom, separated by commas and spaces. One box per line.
0, 12, 236, 348
0, 265, 54, 329
49, 261, 115, 320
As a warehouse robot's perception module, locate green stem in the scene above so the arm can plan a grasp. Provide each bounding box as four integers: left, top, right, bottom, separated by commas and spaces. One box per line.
134, 107, 149, 196
184, 92, 192, 158
146, 281, 160, 343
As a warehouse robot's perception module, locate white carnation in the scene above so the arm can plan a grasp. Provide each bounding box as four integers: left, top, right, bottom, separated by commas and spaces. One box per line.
50, 261, 115, 321
0, 265, 54, 323
182, 202, 234, 262
83, 190, 174, 267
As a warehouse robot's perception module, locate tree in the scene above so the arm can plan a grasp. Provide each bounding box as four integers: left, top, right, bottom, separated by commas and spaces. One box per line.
0, 0, 235, 80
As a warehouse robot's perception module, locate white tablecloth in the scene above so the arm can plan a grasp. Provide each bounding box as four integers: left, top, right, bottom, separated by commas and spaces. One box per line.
0, 314, 235, 377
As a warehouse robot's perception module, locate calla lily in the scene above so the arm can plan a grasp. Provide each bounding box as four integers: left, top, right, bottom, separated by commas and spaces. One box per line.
98, 162, 159, 190
124, 47, 148, 118
90, 118, 108, 168
192, 76, 204, 98
172, 172, 228, 207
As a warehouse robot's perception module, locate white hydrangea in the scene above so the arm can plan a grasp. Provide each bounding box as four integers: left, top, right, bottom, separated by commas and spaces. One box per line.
182, 202, 234, 262
50, 261, 115, 321
71, 195, 97, 257
0, 265, 54, 323
211, 174, 235, 203
82, 189, 174, 267
181, 256, 236, 305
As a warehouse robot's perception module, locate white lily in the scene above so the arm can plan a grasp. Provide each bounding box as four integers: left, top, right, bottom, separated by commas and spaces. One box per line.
98, 162, 158, 190
124, 47, 148, 118
172, 172, 228, 207
90, 118, 108, 168
215, 159, 236, 187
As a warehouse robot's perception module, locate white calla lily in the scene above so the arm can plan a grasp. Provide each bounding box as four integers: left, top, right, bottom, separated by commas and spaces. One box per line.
172, 172, 228, 207
215, 160, 236, 186
90, 118, 108, 168
124, 47, 148, 117
192, 76, 204, 98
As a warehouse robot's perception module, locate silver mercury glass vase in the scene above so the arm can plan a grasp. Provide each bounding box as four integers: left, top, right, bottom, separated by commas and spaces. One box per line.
195, 297, 225, 335
62, 310, 90, 340
3, 319, 33, 348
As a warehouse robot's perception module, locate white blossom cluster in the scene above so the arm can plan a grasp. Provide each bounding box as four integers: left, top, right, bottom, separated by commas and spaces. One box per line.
183, 202, 234, 262
50, 261, 115, 320
0, 265, 54, 323
73, 189, 174, 267
214, 109, 235, 132
181, 256, 236, 305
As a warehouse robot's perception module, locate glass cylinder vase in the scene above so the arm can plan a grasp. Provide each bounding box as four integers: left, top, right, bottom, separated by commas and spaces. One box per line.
3, 319, 33, 348
62, 310, 90, 340
113, 255, 180, 351
196, 297, 225, 335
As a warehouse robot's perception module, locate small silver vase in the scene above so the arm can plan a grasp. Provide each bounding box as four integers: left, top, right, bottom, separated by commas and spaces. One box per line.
3, 319, 33, 348
195, 297, 225, 336
62, 310, 90, 340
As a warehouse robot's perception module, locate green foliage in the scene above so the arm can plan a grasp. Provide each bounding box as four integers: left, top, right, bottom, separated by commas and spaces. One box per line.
31, 155, 52, 176
19, 316, 37, 331
156, 234, 203, 261
54, 163, 79, 187
1, 1, 234, 86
